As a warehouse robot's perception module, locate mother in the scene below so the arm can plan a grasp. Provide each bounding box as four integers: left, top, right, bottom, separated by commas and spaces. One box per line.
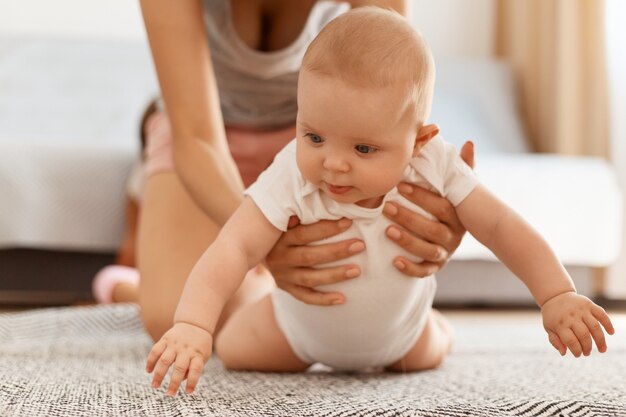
131, 0, 474, 342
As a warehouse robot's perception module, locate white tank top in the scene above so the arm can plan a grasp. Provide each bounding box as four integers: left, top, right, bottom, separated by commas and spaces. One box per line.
203, 0, 349, 128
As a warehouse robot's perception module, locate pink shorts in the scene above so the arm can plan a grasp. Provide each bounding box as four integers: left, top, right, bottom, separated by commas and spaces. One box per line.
144, 111, 296, 188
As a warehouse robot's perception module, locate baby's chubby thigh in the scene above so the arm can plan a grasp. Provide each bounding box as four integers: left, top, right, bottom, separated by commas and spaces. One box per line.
214, 294, 310, 372
385, 309, 455, 372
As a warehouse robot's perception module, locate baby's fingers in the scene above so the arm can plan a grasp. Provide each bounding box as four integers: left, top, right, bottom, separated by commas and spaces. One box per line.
584, 314, 608, 353
547, 329, 566, 356
166, 355, 190, 396
592, 305, 615, 335
185, 356, 205, 394
152, 348, 176, 389
146, 340, 167, 373
571, 323, 593, 356
558, 328, 583, 357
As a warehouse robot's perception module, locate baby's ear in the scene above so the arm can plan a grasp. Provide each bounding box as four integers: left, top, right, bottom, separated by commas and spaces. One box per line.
412, 124, 439, 156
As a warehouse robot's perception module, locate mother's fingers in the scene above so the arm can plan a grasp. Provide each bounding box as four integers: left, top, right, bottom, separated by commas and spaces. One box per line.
287, 265, 361, 288
385, 225, 447, 263
278, 283, 346, 305
277, 239, 365, 267
460, 140, 475, 169
282, 218, 352, 245
384, 203, 454, 247
392, 257, 441, 278
395, 185, 464, 236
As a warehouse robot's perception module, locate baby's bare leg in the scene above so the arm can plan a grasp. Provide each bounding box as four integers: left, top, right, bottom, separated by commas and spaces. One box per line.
386, 309, 454, 372
214, 294, 310, 372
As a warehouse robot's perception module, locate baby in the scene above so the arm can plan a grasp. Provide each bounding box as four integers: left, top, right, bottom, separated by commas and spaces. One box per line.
146, 8, 615, 396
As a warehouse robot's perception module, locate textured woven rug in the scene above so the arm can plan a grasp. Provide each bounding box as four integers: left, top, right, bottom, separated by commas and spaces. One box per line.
0, 304, 624, 417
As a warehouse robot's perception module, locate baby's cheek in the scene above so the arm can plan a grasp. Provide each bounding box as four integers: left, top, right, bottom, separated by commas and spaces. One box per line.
366, 170, 405, 195
296, 154, 318, 184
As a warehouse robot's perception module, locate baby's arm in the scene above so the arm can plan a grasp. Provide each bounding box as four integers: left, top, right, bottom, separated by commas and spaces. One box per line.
456, 185, 615, 356
146, 197, 282, 395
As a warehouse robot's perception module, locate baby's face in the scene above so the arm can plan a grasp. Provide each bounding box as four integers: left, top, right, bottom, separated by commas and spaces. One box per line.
296, 70, 421, 208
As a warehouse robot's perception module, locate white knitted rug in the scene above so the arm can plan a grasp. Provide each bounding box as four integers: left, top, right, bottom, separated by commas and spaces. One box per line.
0, 304, 624, 416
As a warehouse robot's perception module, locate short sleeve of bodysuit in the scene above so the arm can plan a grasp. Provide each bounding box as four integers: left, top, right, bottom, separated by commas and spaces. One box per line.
406, 135, 478, 206
244, 140, 303, 231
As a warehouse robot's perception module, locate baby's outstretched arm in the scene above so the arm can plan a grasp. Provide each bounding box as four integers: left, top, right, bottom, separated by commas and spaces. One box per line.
456, 185, 615, 356
146, 197, 282, 395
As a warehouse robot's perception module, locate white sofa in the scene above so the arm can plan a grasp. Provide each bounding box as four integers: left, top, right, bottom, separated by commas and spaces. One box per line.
0, 38, 622, 305
430, 58, 622, 304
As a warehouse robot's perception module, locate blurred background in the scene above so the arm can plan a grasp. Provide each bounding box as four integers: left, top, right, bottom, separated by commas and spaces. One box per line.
0, 0, 624, 307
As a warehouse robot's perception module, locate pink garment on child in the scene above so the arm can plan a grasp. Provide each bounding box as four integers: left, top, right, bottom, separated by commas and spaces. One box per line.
144, 111, 296, 188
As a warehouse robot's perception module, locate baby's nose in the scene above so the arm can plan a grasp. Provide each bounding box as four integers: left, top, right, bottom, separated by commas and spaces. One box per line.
323, 154, 350, 172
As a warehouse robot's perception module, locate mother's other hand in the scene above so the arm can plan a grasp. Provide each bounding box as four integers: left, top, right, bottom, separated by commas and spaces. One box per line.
265, 217, 365, 306
382, 141, 475, 277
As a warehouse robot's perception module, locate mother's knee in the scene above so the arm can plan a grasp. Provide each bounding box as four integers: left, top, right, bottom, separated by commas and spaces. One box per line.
139, 301, 174, 342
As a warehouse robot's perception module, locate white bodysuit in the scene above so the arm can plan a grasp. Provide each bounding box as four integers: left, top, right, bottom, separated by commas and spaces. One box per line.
245, 136, 478, 371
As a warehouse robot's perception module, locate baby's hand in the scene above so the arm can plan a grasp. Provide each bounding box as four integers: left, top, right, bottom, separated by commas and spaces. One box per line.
146, 322, 213, 396
541, 292, 615, 357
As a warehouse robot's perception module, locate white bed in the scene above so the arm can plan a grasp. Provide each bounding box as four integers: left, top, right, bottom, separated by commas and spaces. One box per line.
0, 38, 621, 305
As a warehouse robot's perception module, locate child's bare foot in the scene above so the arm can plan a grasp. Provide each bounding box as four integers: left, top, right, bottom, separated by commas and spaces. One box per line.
386, 309, 454, 372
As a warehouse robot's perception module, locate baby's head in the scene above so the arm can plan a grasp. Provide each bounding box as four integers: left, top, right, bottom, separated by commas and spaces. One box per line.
296, 7, 439, 208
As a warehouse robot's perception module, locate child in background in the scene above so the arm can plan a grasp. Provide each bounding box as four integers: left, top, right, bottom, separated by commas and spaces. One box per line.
146, 8, 615, 396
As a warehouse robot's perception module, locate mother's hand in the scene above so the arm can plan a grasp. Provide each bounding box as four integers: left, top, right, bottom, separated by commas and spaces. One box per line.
265, 217, 365, 306
382, 141, 475, 277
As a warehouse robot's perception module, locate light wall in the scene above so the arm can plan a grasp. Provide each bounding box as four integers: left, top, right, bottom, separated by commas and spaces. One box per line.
0, 0, 146, 41
410, 0, 496, 58
0, 0, 496, 57
606, 0, 626, 298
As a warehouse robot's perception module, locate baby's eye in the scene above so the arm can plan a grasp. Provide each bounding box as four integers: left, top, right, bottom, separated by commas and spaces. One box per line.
306, 133, 324, 144
355, 144, 376, 154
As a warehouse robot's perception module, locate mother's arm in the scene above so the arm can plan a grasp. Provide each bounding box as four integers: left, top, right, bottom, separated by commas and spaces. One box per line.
138, 0, 252, 342
140, 0, 244, 226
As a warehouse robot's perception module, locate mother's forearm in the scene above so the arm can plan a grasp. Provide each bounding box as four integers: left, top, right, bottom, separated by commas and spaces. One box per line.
174, 138, 245, 226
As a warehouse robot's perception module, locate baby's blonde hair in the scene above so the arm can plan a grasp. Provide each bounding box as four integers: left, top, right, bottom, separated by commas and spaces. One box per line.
302, 7, 435, 124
